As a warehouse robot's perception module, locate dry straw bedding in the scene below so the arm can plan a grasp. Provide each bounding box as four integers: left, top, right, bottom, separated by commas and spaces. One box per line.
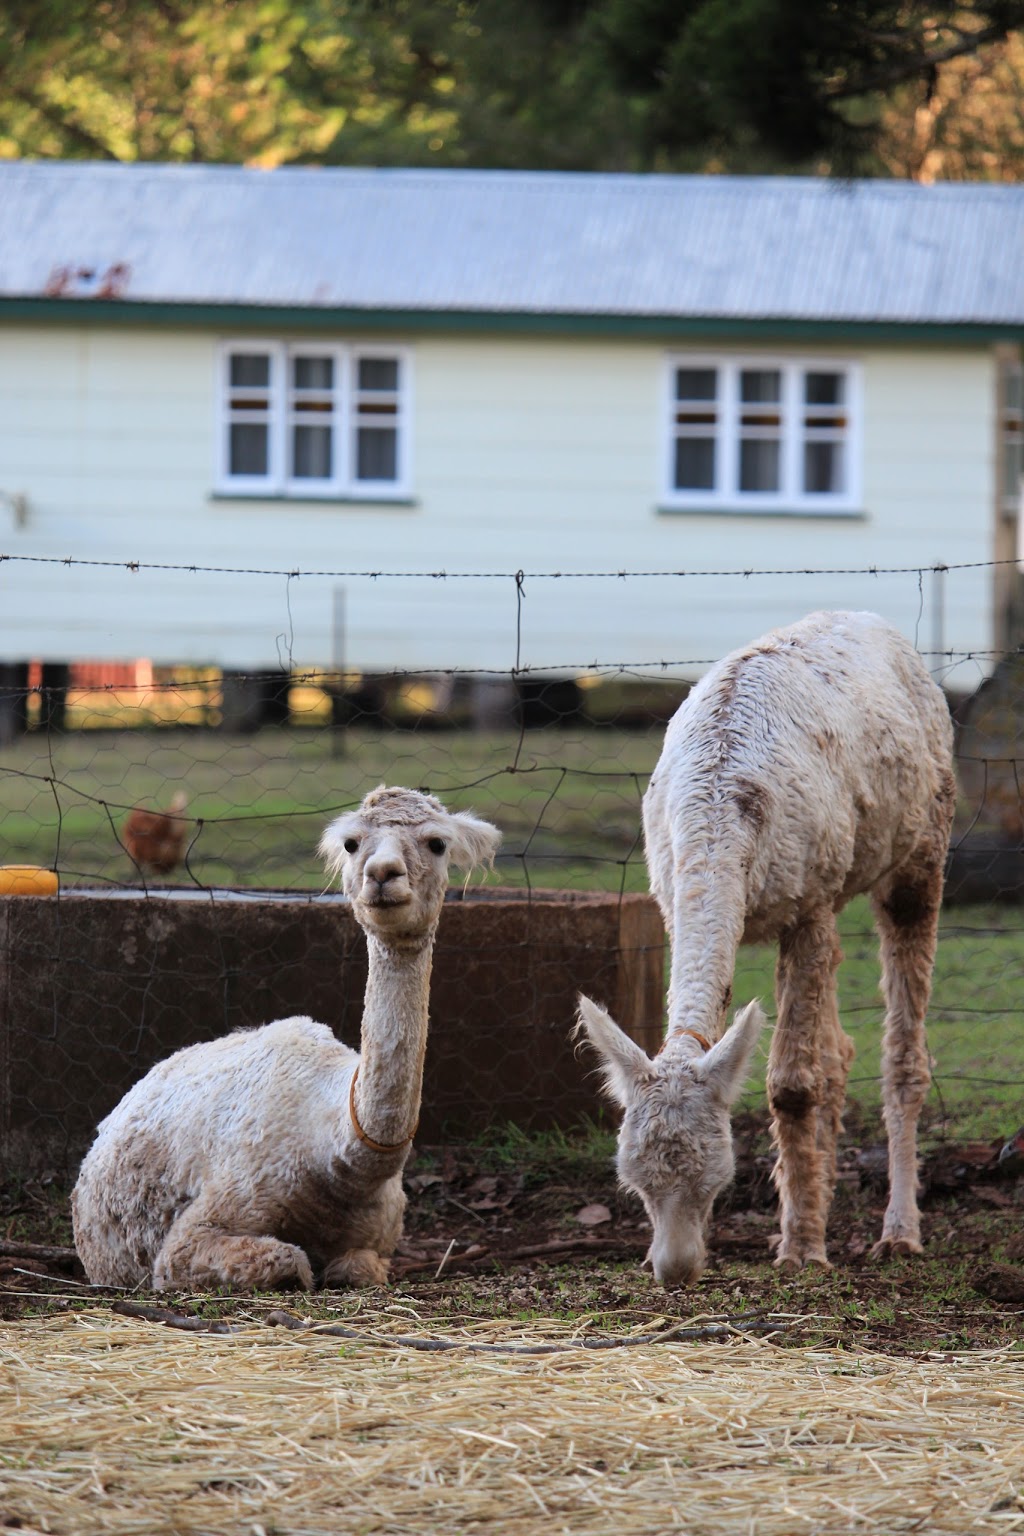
0, 1307, 1022, 1535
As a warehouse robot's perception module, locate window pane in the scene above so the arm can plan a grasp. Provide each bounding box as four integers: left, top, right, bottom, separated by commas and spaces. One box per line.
358, 357, 399, 392
230, 354, 270, 388
804, 441, 844, 494
293, 424, 332, 479
739, 439, 780, 492
740, 369, 781, 404
675, 368, 716, 402
674, 437, 715, 491
356, 427, 397, 481
293, 356, 334, 390
805, 372, 844, 406
229, 422, 268, 476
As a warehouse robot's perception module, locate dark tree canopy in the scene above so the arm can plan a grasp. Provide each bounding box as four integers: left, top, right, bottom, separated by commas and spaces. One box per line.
592, 0, 1024, 167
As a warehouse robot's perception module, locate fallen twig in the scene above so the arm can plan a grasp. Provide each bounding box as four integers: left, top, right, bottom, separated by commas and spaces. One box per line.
264, 1307, 791, 1354
434, 1237, 457, 1278
4, 1266, 97, 1288
106, 1295, 792, 1351
391, 1234, 647, 1277
498, 1236, 648, 1261
112, 1299, 248, 1334
0, 1238, 82, 1271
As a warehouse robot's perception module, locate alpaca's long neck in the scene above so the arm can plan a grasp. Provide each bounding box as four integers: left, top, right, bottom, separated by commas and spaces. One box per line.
664, 829, 750, 1044
351, 929, 435, 1152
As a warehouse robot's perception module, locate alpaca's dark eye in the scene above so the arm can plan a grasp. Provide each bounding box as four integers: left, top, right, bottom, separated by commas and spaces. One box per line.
427, 837, 447, 856
343, 837, 359, 854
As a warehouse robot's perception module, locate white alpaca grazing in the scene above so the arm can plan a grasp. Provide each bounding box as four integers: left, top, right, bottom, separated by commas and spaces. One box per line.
578, 611, 955, 1287
72, 785, 500, 1291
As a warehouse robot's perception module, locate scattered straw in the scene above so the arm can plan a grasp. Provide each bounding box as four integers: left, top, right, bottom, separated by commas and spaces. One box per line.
1, 1307, 1022, 1534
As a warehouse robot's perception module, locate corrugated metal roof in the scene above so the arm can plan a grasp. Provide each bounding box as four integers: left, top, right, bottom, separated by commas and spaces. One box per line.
1, 161, 1023, 324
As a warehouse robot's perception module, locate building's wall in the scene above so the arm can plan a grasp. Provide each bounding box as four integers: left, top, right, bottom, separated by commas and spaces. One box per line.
0, 323, 999, 684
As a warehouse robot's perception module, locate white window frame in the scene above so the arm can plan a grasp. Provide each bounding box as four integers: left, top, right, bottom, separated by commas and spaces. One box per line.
283, 343, 343, 499
349, 346, 412, 497
216, 340, 412, 499
662, 353, 862, 514
219, 340, 285, 495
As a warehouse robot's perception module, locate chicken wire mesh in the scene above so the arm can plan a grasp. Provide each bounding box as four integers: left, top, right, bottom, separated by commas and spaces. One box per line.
1, 558, 1024, 1173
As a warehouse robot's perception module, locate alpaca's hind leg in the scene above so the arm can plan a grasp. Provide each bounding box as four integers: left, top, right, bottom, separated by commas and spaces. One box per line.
768, 912, 842, 1269
869, 860, 944, 1259
153, 1208, 313, 1292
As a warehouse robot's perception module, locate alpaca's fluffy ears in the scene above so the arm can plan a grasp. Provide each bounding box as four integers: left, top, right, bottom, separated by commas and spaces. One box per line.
692, 1000, 765, 1106
575, 994, 652, 1107
443, 810, 501, 874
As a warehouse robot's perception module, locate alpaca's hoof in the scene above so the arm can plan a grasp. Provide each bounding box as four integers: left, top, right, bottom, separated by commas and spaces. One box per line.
771, 1244, 830, 1272
773, 1247, 829, 1271
323, 1248, 390, 1288
870, 1234, 923, 1260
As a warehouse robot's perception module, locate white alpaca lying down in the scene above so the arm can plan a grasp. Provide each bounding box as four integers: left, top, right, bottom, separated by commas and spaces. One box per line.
73, 785, 500, 1292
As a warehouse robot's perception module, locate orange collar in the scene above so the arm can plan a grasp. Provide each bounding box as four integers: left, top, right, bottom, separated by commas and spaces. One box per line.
659, 1028, 713, 1055
348, 1067, 418, 1153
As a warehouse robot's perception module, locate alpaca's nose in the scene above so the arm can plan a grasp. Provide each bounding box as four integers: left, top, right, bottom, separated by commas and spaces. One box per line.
364, 853, 407, 890
647, 1196, 708, 1289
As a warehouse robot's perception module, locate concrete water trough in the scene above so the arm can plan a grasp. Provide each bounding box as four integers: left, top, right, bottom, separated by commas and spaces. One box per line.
0, 885, 664, 1177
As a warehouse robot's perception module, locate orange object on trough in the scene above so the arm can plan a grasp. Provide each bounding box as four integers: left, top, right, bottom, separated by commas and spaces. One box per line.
0, 866, 59, 896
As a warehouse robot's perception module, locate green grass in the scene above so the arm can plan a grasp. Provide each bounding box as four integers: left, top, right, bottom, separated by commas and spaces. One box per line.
0, 722, 655, 891
451, 1119, 620, 1187
1, 720, 1022, 1141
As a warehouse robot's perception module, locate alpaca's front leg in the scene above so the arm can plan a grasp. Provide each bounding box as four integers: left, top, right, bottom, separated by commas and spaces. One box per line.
870, 870, 942, 1259
153, 1211, 313, 1292
768, 916, 841, 1269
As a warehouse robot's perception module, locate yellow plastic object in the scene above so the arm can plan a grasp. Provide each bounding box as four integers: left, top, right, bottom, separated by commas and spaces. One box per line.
0, 865, 59, 896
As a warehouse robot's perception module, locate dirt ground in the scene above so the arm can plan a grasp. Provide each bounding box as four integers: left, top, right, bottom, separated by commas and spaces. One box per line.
2, 1112, 1023, 1353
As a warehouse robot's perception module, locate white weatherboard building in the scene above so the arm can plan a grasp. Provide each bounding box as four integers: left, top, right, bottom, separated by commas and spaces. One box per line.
0, 163, 1022, 687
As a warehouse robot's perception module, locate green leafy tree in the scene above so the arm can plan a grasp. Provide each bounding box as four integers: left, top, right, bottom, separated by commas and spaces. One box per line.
0, 0, 460, 164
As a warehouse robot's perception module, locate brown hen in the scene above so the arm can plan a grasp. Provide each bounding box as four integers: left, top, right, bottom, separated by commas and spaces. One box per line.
123, 790, 189, 875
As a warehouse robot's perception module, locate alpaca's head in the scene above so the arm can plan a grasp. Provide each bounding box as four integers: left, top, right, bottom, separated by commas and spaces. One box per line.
576, 995, 764, 1287
319, 785, 500, 943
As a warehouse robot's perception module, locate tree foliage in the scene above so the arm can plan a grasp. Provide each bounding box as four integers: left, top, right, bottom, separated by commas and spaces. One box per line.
1, 0, 1023, 177
0, 0, 460, 165
591, 0, 1024, 169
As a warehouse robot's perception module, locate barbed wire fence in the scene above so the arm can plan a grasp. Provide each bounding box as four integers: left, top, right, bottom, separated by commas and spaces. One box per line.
1, 555, 1023, 1173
